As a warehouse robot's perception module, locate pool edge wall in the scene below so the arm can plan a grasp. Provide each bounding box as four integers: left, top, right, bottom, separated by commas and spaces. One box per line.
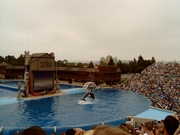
1, 117, 127, 135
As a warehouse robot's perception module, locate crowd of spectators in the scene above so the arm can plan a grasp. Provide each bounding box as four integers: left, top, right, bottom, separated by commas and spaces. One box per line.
120, 62, 180, 115
13, 115, 180, 135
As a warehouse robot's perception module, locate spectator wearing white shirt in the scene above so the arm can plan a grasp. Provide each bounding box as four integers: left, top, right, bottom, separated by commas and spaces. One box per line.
125, 117, 134, 126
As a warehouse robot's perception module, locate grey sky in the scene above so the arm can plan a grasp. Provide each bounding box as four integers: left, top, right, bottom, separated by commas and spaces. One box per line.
0, 0, 180, 62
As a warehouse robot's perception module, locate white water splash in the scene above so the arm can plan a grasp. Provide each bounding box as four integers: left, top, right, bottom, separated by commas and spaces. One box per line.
78, 98, 97, 105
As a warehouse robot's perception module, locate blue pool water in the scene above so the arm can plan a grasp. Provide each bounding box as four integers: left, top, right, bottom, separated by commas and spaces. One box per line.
0, 80, 152, 134
0, 81, 82, 97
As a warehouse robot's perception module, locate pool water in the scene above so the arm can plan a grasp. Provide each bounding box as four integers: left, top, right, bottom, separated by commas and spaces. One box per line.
0, 81, 82, 97
0, 90, 151, 128
0, 80, 152, 135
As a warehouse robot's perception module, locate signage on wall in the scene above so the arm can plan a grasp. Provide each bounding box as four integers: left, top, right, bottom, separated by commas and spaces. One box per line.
40, 59, 53, 68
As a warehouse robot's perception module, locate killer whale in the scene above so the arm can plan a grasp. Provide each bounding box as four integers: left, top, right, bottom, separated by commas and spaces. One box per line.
81, 91, 95, 101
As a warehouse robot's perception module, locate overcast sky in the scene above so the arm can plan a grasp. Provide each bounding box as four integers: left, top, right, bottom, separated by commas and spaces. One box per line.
0, 0, 180, 62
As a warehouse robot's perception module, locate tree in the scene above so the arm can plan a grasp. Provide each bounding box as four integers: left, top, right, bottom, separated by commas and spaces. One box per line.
137, 66, 144, 73
0, 56, 4, 63
99, 60, 106, 65
99, 57, 106, 65
116, 60, 129, 74
56, 59, 68, 67
16, 55, 24, 66
122, 63, 130, 74
137, 55, 144, 67
108, 56, 115, 65
67, 62, 76, 67
4, 55, 16, 65
87, 61, 94, 68
151, 57, 156, 63
76, 62, 84, 68
56, 60, 61, 67
62, 59, 68, 67
129, 58, 137, 73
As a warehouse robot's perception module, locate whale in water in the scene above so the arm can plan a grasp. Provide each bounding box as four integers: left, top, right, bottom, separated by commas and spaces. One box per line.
81, 92, 95, 101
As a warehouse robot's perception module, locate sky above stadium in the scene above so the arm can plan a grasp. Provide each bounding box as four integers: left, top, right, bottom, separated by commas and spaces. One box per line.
0, 0, 180, 62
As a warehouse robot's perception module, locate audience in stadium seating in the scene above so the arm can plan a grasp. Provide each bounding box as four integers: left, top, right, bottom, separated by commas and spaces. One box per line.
62, 114, 179, 135
142, 122, 154, 135
121, 62, 180, 116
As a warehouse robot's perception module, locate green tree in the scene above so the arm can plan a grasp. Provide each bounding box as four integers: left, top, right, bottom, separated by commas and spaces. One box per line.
76, 62, 84, 68
137, 55, 144, 67
16, 55, 24, 66
0, 56, 5, 63
122, 63, 130, 74
4, 55, 16, 65
56, 60, 61, 67
151, 57, 156, 63
56, 59, 68, 67
67, 62, 76, 67
87, 61, 94, 68
137, 66, 144, 73
62, 59, 68, 67
108, 57, 115, 65
99, 60, 106, 65
129, 58, 137, 73
116, 60, 129, 74
83, 63, 89, 68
